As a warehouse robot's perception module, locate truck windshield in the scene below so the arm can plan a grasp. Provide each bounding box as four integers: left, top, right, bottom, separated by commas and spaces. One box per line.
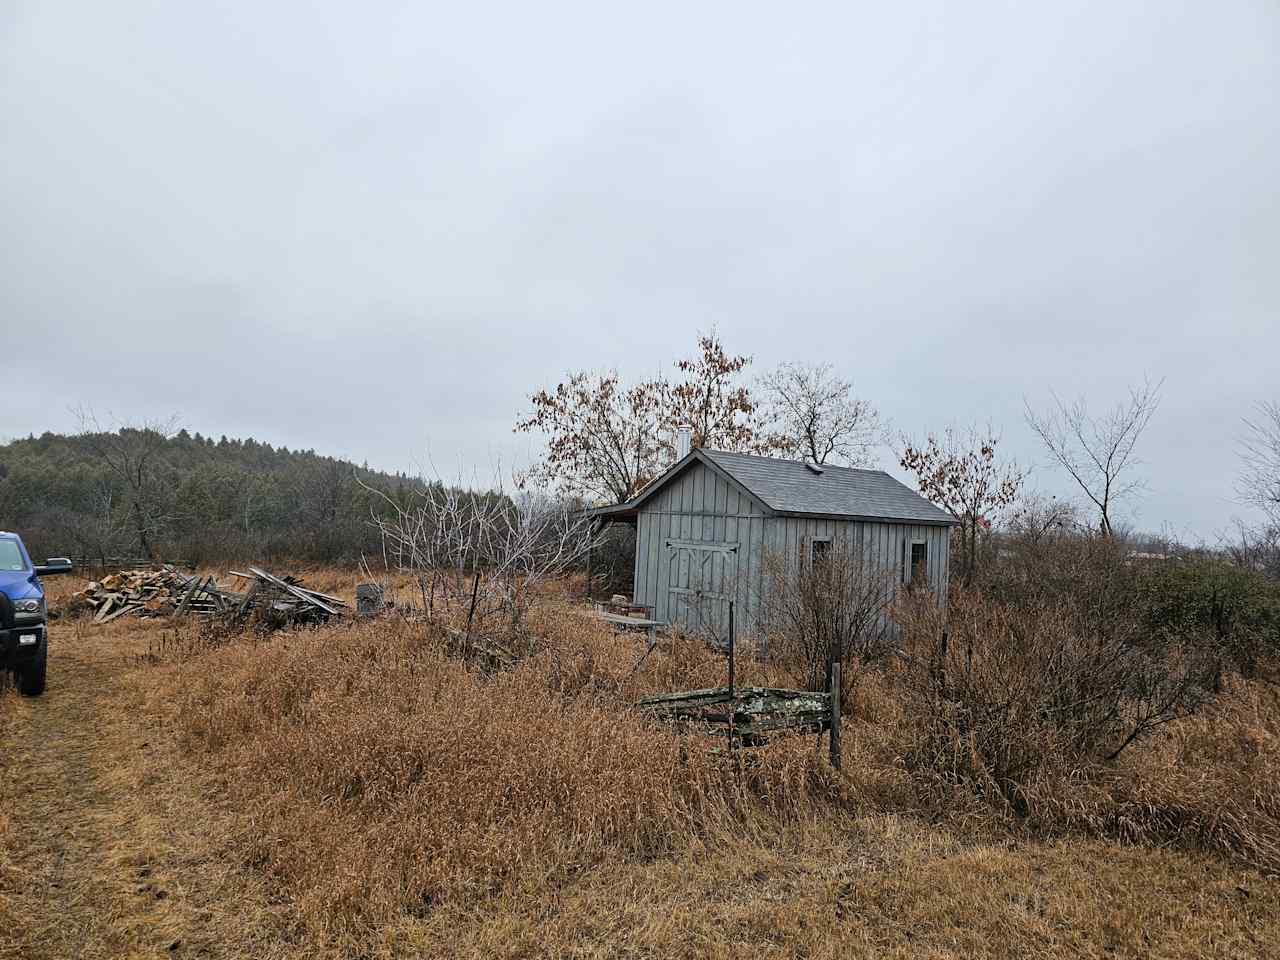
0, 541, 28, 572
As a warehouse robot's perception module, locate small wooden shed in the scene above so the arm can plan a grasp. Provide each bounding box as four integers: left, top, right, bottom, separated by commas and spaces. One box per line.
589, 448, 956, 637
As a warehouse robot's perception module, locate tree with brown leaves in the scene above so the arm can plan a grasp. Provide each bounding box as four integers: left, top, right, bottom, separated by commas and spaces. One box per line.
662, 333, 771, 455
899, 424, 1024, 583
516, 332, 774, 503
514, 371, 665, 503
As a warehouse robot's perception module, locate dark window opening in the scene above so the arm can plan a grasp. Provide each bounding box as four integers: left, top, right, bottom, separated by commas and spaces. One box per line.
811, 538, 831, 565
910, 542, 928, 586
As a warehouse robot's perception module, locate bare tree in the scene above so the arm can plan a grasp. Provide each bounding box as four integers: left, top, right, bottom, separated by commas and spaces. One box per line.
899, 424, 1024, 584
1239, 400, 1280, 523
761, 361, 886, 466
75, 409, 180, 559
361, 472, 597, 635
1224, 519, 1280, 580
63, 480, 130, 563
1024, 378, 1162, 537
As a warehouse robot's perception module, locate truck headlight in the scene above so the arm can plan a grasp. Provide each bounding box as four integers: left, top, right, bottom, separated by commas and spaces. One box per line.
13, 598, 45, 621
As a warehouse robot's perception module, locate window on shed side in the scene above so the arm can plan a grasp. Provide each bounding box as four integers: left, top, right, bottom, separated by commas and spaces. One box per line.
810, 538, 831, 566
910, 541, 928, 587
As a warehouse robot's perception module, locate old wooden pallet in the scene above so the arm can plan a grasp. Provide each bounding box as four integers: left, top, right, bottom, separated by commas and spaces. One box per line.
638, 685, 833, 744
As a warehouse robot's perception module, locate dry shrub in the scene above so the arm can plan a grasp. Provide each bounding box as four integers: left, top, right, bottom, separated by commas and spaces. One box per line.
1022, 676, 1280, 870
885, 588, 1280, 871
1136, 555, 1280, 682
758, 541, 896, 694
164, 614, 840, 947
898, 589, 1218, 784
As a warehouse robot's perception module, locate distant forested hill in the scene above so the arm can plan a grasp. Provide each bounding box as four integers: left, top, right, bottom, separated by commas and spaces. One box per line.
0, 428, 421, 564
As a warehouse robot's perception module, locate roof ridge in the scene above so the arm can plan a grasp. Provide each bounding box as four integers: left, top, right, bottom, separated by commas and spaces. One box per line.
703, 448, 888, 477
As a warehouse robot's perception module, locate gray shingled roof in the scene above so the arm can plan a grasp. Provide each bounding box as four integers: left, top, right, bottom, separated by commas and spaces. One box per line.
702, 449, 956, 525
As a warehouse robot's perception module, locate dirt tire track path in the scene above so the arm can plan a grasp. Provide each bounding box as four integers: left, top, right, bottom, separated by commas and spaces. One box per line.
0, 628, 288, 960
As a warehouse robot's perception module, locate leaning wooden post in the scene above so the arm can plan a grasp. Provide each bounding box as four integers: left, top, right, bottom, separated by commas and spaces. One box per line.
175, 573, 202, 618
829, 662, 842, 771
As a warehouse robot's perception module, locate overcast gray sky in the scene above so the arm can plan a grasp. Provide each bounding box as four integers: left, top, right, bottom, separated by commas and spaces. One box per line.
3, 1, 1277, 540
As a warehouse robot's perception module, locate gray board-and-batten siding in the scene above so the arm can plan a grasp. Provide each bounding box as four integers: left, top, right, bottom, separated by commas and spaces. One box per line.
622, 453, 953, 636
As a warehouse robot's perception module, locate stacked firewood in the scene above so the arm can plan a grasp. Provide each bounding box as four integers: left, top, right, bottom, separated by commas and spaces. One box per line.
62, 566, 217, 623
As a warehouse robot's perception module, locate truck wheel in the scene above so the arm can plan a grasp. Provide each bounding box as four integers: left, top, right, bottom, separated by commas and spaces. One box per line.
16, 651, 46, 697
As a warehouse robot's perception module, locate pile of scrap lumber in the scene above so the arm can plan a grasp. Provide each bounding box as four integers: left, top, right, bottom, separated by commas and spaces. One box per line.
64, 564, 347, 627
227, 566, 347, 627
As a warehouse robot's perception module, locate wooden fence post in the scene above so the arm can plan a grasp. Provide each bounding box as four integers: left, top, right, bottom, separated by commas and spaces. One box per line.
726, 601, 736, 750
935, 629, 949, 699
829, 662, 841, 771
727, 601, 735, 698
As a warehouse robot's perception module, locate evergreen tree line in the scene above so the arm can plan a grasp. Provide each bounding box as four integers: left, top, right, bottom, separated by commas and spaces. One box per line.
0, 428, 442, 565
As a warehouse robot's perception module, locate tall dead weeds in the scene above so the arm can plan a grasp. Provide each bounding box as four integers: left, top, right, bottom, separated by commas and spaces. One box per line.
162, 613, 841, 946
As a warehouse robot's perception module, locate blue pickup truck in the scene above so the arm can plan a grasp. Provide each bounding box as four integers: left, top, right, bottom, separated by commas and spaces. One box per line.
0, 532, 72, 697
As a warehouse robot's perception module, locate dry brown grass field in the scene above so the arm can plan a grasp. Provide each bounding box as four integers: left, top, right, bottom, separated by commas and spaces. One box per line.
2, 566, 1278, 959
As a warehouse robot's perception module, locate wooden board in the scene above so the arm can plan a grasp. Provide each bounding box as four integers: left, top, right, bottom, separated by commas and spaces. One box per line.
247, 566, 341, 616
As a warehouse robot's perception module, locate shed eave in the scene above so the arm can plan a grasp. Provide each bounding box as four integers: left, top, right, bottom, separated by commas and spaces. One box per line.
580, 503, 639, 525
771, 509, 958, 526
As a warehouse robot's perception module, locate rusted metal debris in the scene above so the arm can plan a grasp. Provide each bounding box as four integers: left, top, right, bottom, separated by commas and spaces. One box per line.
64, 564, 347, 627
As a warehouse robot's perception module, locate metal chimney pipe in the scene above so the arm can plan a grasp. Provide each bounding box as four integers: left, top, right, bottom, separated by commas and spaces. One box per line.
676, 425, 692, 459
